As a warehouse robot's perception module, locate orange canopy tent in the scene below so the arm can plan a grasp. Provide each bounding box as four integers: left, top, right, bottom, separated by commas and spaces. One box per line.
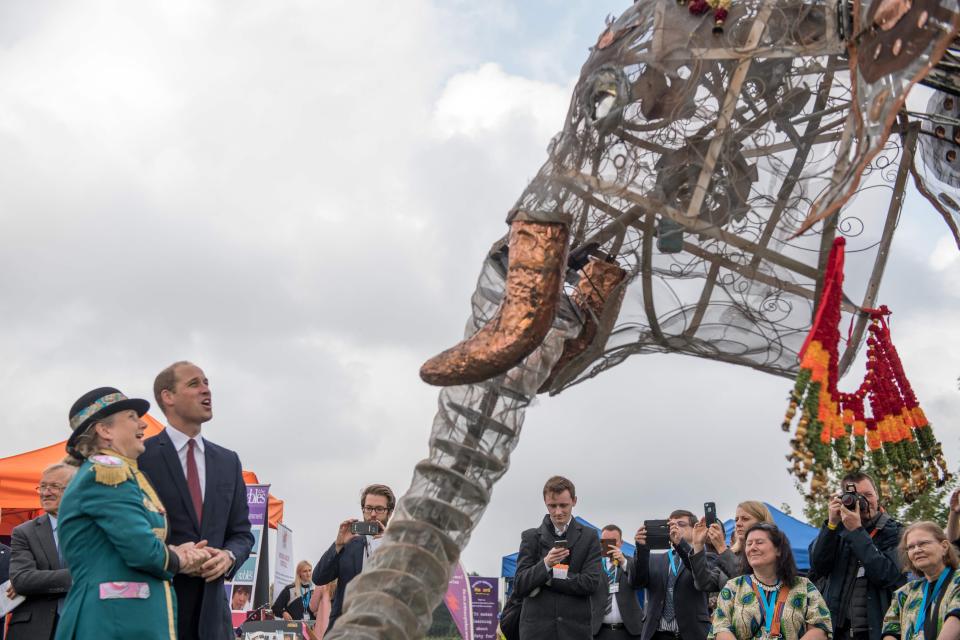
0, 414, 283, 536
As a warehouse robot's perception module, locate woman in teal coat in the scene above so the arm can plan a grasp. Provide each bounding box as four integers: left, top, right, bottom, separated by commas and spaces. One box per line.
55, 387, 209, 640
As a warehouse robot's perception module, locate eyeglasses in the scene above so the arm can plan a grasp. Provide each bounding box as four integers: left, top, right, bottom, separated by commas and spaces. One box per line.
906, 540, 938, 553
362, 506, 390, 514
36, 483, 66, 494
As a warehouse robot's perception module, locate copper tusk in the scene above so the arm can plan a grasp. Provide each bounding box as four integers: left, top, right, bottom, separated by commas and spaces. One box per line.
419, 220, 569, 386
539, 257, 627, 393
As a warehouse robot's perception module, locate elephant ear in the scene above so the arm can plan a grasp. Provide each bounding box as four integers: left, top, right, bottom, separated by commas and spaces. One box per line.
796, 0, 960, 235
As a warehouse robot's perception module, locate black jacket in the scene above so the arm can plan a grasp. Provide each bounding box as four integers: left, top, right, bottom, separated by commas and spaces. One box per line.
631, 541, 712, 640
514, 515, 602, 640
590, 556, 644, 636
808, 513, 906, 640
7, 515, 72, 640
139, 429, 255, 640
313, 537, 365, 631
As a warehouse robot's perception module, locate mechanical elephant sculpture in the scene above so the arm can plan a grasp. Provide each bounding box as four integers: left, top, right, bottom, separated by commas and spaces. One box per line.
326, 0, 959, 637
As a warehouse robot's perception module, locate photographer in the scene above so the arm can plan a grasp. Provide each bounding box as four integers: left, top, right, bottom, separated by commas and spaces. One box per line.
312, 484, 395, 632
513, 476, 602, 640
591, 524, 644, 638
633, 510, 712, 640
808, 471, 906, 640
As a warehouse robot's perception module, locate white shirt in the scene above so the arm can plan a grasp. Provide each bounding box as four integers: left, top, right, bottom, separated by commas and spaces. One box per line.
362, 536, 384, 570
49, 514, 60, 551
165, 427, 207, 498
602, 557, 625, 624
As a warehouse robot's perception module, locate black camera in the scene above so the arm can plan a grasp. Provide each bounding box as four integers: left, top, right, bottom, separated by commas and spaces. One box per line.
840, 483, 869, 513
350, 521, 381, 536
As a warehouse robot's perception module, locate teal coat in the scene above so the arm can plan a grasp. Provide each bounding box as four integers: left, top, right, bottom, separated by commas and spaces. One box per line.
55, 452, 179, 640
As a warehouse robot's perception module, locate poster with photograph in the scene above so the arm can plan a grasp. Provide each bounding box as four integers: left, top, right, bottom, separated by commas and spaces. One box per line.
225, 483, 271, 617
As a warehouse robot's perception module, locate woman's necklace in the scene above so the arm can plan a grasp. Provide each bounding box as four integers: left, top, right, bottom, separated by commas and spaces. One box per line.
752, 574, 781, 591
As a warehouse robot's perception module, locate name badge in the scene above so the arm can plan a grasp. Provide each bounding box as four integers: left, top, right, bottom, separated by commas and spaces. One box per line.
609, 583, 620, 594
856, 566, 866, 578
553, 564, 569, 580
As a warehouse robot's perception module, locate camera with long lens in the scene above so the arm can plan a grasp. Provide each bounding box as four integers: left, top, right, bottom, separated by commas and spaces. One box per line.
840, 482, 869, 513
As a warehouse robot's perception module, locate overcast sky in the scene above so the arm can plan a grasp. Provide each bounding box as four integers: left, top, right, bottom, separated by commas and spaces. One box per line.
1, 0, 958, 579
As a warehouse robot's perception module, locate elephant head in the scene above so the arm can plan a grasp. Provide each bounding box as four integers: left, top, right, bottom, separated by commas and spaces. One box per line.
326, 1, 959, 638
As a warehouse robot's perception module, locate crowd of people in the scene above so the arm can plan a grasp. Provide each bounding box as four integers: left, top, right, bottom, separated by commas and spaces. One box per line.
500, 474, 960, 640
1, 364, 959, 640
0, 357, 396, 640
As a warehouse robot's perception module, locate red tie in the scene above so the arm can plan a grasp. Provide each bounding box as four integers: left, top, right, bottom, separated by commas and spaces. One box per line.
186, 439, 203, 524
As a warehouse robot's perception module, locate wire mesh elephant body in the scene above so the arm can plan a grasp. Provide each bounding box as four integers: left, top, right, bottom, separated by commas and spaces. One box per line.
325, 0, 959, 637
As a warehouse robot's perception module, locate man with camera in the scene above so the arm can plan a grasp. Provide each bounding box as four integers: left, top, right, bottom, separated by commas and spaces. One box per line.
312, 484, 395, 632
632, 510, 711, 640
808, 471, 906, 640
513, 476, 602, 640
591, 524, 644, 639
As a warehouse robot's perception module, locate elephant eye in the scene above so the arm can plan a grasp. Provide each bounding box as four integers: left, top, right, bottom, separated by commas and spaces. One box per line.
583, 65, 629, 128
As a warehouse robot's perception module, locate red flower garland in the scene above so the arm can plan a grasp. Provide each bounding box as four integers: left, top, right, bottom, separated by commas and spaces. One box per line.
782, 239, 950, 503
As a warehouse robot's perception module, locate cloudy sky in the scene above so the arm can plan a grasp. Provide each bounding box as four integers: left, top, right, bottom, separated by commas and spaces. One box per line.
1, 0, 958, 579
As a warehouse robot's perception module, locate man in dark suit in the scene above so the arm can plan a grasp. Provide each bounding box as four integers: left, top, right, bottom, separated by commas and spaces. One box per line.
513, 475, 602, 640
139, 361, 255, 640
312, 484, 395, 631
7, 463, 75, 640
632, 510, 711, 640
1, 536, 9, 640
592, 524, 643, 639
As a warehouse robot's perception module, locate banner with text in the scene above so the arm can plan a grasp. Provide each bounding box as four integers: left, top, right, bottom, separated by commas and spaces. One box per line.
226, 483, 271, 622
444, 562, 473, 639
470, 577, 499, 640
273, 523, 295, 592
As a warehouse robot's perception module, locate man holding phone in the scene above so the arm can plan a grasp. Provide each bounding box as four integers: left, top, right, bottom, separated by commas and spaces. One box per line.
591, 525, 644, 639
513, 476, 602, 640
312, 484, 396, 632
632, 510, 711, 640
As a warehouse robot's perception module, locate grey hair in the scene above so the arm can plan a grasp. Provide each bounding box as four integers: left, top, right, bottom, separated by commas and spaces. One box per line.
42, 462, 76, 477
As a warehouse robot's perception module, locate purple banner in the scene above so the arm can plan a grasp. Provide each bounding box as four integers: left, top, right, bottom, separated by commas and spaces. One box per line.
444, 562, 473, 639
470, 577, 499, 640
245, 484, 270, 527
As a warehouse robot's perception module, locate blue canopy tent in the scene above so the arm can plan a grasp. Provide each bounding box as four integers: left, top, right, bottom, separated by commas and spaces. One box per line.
501, 503, 818, 580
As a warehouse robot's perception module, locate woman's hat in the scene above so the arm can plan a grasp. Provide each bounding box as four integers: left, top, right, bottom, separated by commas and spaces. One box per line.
67, 387, 150, 448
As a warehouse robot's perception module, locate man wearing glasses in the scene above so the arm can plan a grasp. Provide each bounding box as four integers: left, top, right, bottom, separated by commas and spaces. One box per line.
632, 510, 712, 640
7, 463, 76, 640
313, 484, 396, 632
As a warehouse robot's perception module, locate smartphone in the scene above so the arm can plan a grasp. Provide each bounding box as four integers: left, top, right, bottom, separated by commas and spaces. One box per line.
704, 502, 717, 527
350, 521, 381, 536
600, 539, 615, 556
553, 539, 569, 549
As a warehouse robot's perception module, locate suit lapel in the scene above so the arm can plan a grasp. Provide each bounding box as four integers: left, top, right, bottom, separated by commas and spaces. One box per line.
35, 514, 60, 570
566, 520, 582, 550
200, 442, 219, 537
157, 429, 202, 532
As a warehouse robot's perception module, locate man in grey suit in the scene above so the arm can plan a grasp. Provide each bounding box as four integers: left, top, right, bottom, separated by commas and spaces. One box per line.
592, 525, 644, 638
8, 463, 75, 640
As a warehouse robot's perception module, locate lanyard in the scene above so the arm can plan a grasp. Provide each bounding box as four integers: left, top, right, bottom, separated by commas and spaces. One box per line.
667, 549, 679, 576
603, 558, 619, 583
748, 576, 789, 638
913, 568, 951, 638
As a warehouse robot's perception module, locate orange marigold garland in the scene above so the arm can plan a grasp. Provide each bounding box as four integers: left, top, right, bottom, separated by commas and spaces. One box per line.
781, 238, 950, 504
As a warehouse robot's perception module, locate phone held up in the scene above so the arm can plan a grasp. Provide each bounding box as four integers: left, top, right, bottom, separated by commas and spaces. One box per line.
553, 539, 569, 550
704, 502, 717, 527
350, 521, 381, 536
